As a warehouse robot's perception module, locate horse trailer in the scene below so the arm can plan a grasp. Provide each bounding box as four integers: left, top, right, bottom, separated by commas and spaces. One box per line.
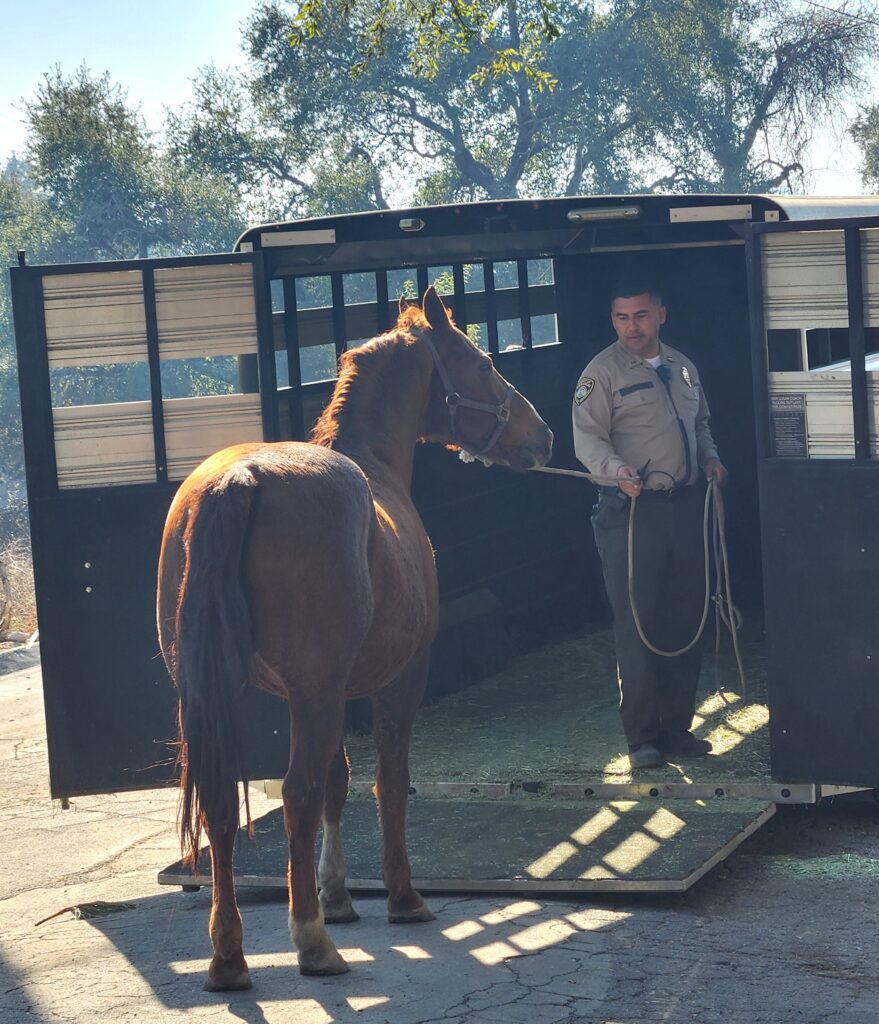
10, 193, 879, 892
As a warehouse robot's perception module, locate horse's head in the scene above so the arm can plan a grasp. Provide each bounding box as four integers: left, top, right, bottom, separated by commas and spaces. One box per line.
415, 287, 553, 471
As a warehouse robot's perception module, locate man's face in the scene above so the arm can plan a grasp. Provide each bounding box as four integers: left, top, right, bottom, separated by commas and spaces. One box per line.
611, 293, 666, 358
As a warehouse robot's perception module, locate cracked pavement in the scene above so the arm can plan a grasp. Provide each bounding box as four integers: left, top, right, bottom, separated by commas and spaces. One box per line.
2, 659, 879, 1023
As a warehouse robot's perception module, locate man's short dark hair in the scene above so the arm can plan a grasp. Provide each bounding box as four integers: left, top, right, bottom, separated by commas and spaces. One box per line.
610, 276, 663, 306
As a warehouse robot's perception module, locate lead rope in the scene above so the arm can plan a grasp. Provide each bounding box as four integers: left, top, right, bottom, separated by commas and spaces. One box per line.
530, 467, 747, 701
711, 483, 746, 702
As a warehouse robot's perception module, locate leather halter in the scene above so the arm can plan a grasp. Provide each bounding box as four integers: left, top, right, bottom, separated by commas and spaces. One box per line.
421, 334, 515, 456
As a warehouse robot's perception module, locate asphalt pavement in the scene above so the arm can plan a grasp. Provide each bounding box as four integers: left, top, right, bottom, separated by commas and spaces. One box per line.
2, 656, 878, 1024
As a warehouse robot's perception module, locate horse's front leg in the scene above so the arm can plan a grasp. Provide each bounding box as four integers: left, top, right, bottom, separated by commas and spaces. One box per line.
319, 740, 359, 923
284, 695, 349, 975
371, 649, 435, 924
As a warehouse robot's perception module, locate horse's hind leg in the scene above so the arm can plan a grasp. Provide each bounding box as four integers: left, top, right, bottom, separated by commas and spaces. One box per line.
284, 694, 349, 976
319, 740, 359, 923
372, 650, 435, 924
204, 785, 251, 991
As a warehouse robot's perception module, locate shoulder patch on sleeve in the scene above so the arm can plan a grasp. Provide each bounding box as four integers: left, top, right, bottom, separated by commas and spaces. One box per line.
575, 377, 595, 405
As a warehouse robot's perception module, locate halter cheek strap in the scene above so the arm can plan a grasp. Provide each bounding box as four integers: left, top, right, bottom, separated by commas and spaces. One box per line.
421, 335, 515, 456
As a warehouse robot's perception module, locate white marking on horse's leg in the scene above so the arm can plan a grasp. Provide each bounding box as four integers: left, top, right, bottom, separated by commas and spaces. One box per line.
289, 906, 349, 975
319, 821, 347, 895
319, 820, 359, 922
319, 821, 345, 885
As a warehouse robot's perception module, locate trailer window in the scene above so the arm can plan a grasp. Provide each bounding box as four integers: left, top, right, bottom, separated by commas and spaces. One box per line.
344, 273, 378, 349
49, 362, 151, 407
300, 346, 338, 384
464, 264, 485, 292
427, 266, 454, 292
386, 268, 418, 300
766, 330, 801, 371
806, 328, 850, 370
493, 261, 519, 289
528, 259, 554, 287
271, 278, 284, 312
498, 319, 526, 352
531, 314, 558, 348
467, 323, 489, 351
160, 357, 240, 398
276, 255, 559, 415
292, 276, 341, 383
296, 275, 332, 309
767, 327, 879, 374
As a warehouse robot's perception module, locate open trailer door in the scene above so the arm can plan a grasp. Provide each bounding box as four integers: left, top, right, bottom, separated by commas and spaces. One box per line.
9, 251, 292, 798
746, 213, 879, 787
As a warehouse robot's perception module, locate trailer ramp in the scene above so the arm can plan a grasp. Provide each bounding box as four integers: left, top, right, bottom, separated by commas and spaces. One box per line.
158, 794, 775, 895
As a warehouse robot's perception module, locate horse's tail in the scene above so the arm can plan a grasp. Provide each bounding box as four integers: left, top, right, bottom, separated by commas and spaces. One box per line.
174, 463, 258, 869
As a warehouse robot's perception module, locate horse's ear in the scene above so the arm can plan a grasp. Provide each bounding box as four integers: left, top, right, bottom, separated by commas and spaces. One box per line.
398, 293, 409, 316
423, 286, 450, 329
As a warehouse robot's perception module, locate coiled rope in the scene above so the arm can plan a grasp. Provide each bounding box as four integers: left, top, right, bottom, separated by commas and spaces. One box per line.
530, 466, 746, 701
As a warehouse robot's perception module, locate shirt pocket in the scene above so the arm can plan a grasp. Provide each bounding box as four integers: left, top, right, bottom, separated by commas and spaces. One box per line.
614, 383, 660, 418
676, 383, 700, 412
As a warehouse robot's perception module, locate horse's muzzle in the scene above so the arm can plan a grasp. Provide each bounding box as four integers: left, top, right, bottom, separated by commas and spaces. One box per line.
511, 426, 553, 471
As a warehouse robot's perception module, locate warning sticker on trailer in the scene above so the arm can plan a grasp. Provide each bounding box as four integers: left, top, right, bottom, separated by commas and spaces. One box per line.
770, 393, 808, 457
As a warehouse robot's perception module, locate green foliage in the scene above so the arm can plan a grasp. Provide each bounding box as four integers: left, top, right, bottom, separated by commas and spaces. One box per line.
851, 105, 879, 191
290, 0, 560, 88
0, 163, 68, 501
168, 0, 873, 213
26, 67, 154, 260
169, 0, 652, 209
627, 0, 873, 192
25, 67, 245, 259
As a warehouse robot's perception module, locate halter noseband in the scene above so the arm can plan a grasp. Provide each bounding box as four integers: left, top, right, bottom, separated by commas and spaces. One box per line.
421, 334, 515, 456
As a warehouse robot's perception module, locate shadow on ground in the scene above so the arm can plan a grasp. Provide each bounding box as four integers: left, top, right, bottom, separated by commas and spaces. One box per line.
65, 796, 879, 1023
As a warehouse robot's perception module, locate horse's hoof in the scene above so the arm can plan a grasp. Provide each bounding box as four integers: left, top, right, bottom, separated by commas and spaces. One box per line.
320, 890, 360, 924
388, 903, 436, 924
204, 954, 252, 992
298, 947, 350, 976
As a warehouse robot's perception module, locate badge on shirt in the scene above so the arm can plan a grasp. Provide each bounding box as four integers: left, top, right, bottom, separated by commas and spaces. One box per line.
575, 377, 595, 405
681, 366, 693, 387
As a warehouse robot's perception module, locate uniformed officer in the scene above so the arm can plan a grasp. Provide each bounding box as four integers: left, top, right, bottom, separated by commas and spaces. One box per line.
573, 277, 728, 770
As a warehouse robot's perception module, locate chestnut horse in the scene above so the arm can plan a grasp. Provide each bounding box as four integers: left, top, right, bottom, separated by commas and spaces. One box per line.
157, 286, 552, 990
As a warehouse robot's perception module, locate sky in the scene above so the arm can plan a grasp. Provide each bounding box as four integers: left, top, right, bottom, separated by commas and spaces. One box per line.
0, 0, 248, 159
0, 0, 874, 196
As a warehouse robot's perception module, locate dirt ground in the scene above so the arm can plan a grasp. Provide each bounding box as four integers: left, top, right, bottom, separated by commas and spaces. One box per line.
2, 648, 879, 1024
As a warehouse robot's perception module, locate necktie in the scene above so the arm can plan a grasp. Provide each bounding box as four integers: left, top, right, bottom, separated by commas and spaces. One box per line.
656, 363, 672, 384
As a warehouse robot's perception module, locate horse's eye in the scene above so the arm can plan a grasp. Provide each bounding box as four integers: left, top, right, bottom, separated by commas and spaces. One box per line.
479, 359, 492, 374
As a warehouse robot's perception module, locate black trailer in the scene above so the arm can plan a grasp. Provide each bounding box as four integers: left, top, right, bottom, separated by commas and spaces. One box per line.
10, 193, 879, 893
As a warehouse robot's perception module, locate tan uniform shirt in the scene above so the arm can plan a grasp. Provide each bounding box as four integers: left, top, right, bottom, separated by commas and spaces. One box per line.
572, 341, 719, 490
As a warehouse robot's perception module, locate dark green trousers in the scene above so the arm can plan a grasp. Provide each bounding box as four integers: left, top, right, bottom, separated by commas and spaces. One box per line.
592, 486, 706, 749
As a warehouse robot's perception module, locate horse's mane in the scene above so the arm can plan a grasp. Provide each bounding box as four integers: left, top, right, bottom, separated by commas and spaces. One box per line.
311, 306, 429, 448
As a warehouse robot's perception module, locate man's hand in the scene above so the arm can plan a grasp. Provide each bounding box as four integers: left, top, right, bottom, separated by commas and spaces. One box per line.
617, 464, 643, 498
704, 457, 728, 487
